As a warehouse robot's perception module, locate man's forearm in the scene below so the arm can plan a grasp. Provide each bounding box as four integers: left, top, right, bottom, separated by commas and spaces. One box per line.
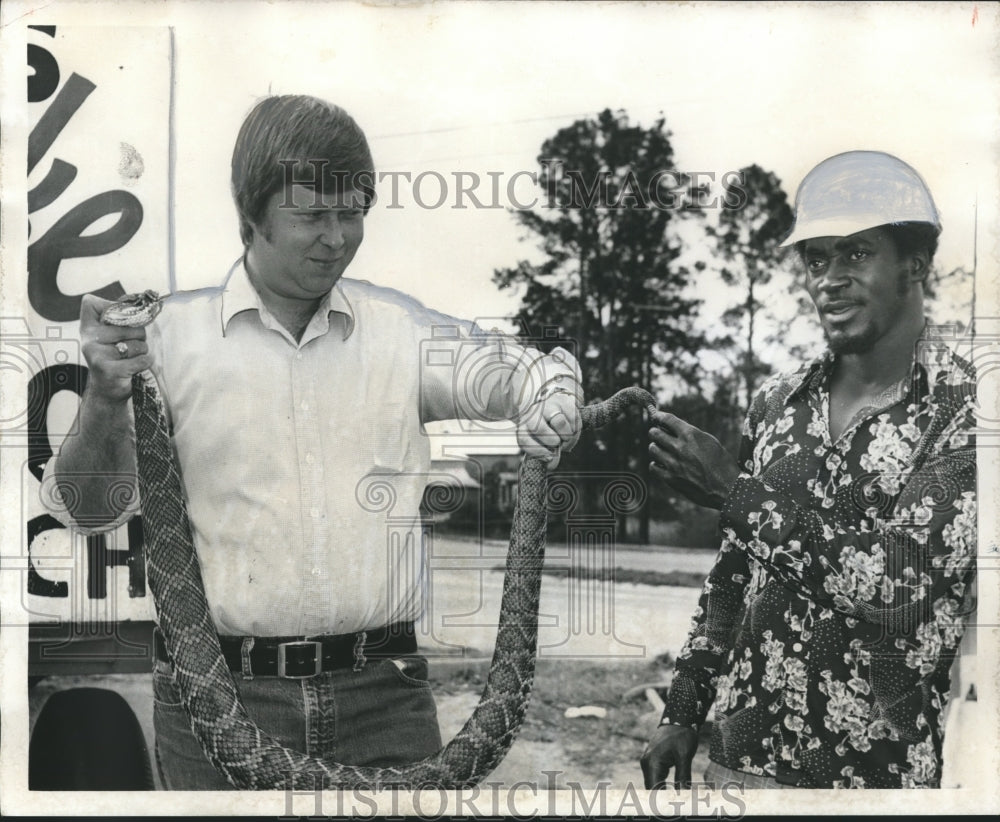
421, 330, 579, 423
52, 390, 138, 528
658, 465, 738, 510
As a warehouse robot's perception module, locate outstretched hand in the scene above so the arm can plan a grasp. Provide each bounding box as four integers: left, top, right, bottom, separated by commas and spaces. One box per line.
648, 411, 739, 510
640, 723, 699, 789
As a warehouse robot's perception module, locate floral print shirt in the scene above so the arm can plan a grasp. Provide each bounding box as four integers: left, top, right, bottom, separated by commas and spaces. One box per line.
661, 334, 977, 788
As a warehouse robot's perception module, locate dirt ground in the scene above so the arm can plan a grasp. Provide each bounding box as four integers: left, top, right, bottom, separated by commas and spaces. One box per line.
27, 653, 711, 792
430, 655, 713, 789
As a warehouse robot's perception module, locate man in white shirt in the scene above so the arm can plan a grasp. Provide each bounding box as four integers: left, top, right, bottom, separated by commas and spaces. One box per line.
45, 95, 582, 789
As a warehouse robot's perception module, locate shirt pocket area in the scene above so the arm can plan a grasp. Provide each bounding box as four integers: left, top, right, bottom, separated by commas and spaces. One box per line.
366, 401, 408, 473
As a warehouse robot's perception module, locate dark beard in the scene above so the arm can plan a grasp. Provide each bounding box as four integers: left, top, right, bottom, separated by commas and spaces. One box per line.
826, 270, 913, 355
826, 324, 881, 355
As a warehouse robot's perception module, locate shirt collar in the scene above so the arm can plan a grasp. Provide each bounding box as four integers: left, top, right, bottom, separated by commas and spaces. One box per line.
784, 352, 833, 404
219, 258, 356, 341
784, 319, 950, 405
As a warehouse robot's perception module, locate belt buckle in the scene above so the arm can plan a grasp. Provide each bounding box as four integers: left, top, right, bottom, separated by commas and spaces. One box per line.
277, 640, 323, 679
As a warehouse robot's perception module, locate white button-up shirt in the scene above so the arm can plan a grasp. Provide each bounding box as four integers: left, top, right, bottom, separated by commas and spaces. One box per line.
45, 262, 569, 636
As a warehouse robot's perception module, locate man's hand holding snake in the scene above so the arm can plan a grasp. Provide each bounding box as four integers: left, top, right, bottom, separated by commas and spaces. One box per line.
515, 346, 583, 469
648, 410, 738, 509
80, 293, 153, 403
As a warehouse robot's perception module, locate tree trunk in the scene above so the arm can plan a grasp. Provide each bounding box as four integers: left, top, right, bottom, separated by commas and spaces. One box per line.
638, 453, 651, 545
744, 274, 756, 415
638, 325, 652, 545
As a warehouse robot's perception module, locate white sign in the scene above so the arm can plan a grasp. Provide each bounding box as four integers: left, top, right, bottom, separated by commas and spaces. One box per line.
20, 25, 172, 626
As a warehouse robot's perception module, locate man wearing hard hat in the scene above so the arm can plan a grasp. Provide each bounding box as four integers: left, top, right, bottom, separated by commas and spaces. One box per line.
640, 151, 977, 789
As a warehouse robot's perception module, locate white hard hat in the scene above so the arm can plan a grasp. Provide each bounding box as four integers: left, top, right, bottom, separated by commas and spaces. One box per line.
780, 151, 940, 247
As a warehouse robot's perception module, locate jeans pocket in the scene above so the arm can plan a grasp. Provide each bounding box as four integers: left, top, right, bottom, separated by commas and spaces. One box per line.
387, 655, 431, 688
152, 659, 185, 708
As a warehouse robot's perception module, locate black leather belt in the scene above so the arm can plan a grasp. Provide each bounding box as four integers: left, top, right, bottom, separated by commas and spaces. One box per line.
153, 622, 417, 679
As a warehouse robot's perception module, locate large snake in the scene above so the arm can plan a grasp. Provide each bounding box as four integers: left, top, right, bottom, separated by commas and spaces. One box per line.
103, 291, 657, 790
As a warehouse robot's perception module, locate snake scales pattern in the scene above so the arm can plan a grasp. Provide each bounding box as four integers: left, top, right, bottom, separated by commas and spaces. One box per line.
111, 293, 656, 790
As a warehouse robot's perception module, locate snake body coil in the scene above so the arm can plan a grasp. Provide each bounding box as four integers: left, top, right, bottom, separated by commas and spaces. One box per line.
109, 294, 656, 789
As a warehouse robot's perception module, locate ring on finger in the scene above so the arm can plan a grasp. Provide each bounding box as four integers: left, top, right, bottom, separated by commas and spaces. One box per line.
115, 341, 129, 359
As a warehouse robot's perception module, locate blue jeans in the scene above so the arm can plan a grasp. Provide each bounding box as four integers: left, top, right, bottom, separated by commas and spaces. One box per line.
152, 654, 442, 790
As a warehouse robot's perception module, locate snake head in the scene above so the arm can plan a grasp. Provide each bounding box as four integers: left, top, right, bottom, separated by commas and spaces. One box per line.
100, 290, 165, 327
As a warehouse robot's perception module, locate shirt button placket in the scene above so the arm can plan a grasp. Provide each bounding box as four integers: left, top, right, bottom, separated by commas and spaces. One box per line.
293, 346, 329, 633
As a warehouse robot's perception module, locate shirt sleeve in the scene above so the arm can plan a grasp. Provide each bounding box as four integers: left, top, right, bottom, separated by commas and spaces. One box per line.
660, 536, 753, 728
659, 387, 767, 728
718, 435, 976, 633
417, 314, 581, 423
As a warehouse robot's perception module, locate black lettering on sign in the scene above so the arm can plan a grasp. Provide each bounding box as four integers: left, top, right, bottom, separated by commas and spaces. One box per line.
26, 516, 147, 602
27, 43, 60, 104
25, 362, 147, 601
27, 362, 87, 482
26, 514, 69, 598
28, 159, 77, 217
27, 64, 146, 321
26, 354, 80, 599
87, 528, 148, 600
28, 191, 142, 322
28, 72, 94, 175
127, 517, 147, 598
